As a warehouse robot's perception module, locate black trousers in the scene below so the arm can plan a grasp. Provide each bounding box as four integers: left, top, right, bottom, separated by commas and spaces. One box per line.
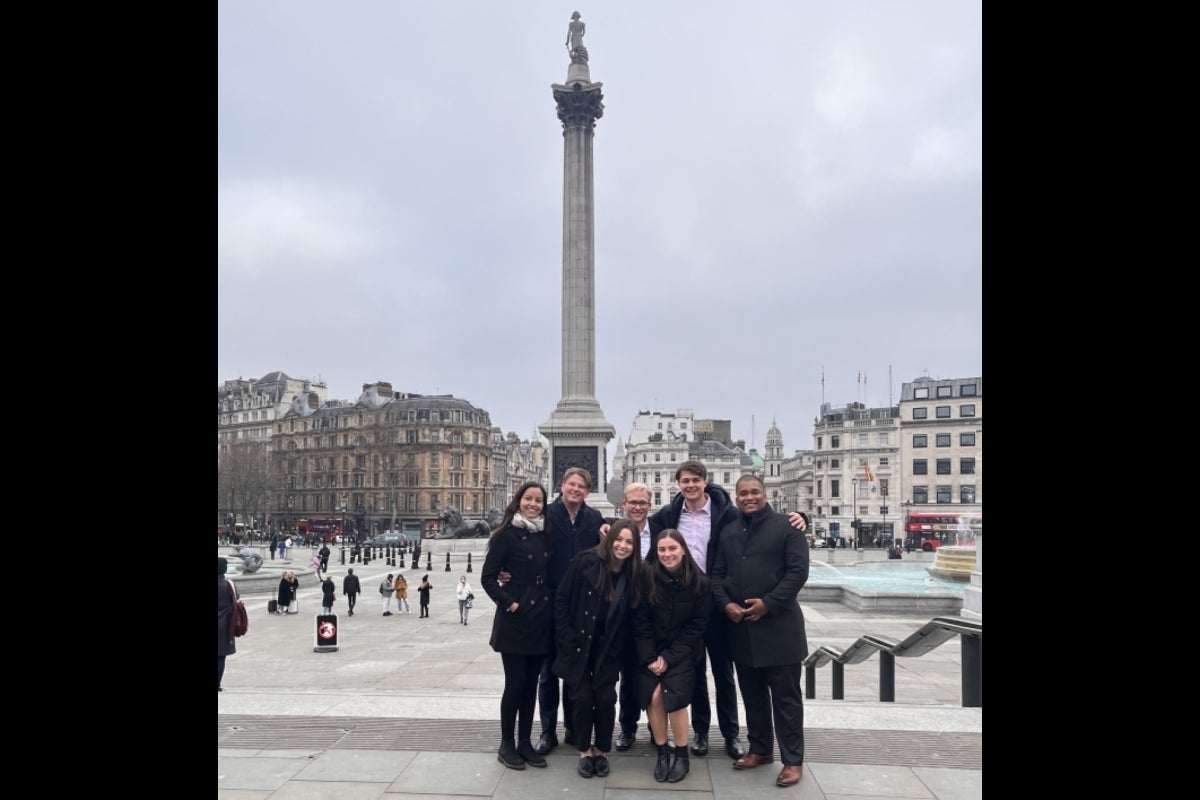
617, 640, 641, 734
734, 661, 805, 765
691, 606, 740, 740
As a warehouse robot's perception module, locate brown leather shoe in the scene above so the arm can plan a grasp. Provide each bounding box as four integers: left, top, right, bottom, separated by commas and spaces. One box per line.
733, 752, 776, 770
775, 765, 803, 787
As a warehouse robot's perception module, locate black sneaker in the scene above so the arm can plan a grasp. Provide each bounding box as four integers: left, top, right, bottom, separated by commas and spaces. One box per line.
615, 730, 635, 751
517, 741, 547, 768
577, 756, 595, 778
593, 755, 610, 777
497, 742, 525, 770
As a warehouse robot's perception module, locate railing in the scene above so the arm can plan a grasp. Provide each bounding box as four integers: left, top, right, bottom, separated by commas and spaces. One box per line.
802, 615, 981, 707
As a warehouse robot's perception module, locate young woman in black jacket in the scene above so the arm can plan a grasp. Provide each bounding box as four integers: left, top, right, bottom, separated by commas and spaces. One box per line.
552, 518, 644, 779
481, 481, 552, 771
632, 528, 711, 783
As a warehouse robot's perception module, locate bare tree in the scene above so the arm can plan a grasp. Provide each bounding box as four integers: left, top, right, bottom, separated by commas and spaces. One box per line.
218, 442, 276, 537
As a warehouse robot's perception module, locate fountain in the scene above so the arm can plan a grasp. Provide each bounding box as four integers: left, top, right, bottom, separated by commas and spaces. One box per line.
925, 515, 981, 582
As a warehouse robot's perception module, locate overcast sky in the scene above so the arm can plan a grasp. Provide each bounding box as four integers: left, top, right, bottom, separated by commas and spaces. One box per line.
218, 1, 982, 468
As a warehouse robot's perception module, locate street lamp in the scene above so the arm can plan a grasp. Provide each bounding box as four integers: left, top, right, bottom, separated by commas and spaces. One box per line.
851, 477, 858, 550
903, 499, 912, 551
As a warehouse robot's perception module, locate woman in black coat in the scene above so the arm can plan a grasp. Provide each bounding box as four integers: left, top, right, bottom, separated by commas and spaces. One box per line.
481, 481, 552, 771
552, 519, 644, 779
632, 528, 711, 784
277, 571, 298, 614
218, 558, 236, 691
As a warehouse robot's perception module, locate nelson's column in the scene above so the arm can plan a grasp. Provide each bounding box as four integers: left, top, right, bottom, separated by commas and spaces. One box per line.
539, 12, 615, 513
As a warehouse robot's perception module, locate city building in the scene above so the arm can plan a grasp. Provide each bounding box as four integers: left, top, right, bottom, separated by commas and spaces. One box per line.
898, 375, 982, 515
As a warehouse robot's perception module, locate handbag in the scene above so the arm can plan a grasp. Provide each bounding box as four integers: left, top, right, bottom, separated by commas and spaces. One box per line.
227, 581, 249, 638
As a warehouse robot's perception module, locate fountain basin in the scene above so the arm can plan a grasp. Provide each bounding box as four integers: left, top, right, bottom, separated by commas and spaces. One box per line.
925, 545, 977, 582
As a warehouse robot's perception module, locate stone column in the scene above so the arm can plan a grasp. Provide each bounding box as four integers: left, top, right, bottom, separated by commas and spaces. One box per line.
541, 19, 614, 515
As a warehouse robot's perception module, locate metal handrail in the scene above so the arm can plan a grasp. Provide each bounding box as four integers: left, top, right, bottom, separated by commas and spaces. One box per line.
802, 616, 981, 707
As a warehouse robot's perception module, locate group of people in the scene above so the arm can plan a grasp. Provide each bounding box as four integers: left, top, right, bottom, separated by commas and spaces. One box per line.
480, 463, 811, 788
378, 572, 438, 617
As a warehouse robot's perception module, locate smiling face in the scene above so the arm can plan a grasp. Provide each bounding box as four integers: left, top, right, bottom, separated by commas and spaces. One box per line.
611, 528, 635, 567
677, 470, 707, 507
519, 485, 546, 518
735, 476, 767, 515
656, 535, 685, 572
623, 488, 651, 526
560, 472, 590, 507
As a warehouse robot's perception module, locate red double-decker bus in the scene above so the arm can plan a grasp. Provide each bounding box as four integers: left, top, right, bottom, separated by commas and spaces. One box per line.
903, 511, 980, 551
295, 517, 345, 543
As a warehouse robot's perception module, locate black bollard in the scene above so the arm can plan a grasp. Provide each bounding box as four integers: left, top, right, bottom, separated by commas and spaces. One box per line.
340, 546, 346, 565
398, 548, 406, 568
444, 551, 452, 572
426, 551, 432, 572
466, 552, 473, 573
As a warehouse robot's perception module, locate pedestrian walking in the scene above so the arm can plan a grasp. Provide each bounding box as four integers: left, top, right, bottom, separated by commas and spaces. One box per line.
319, 542, 331, 573
418, 574, 432, 618
456, 575, 475, 625
321, 575, 336, 615
342, 568, 361, 616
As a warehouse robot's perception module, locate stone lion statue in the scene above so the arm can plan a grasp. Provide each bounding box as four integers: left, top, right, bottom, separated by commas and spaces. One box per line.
436, 507, 491, 539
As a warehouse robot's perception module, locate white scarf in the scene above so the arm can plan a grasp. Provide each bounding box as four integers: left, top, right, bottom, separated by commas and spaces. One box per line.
511, 512, 545, 533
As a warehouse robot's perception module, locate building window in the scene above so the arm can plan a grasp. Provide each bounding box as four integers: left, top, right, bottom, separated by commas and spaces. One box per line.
961, 458, 976, 474
935, 406, 951, 418
913, 407, 928, 419
831, 458, 840, 468
914, 387, 930, 399
913, 460, 928, 475
407, 430, 418, 443
654, 472, 661, 484
832, 479, 840, 498
936, 459, 951, 475
961, 384, 977, 397
960, 432, 976, 446
858, 433, 869, 446
937, 385, 952, 398
430, 430, 439, 443
430, 471, 439, 484
936, 433, 951, 447
913, 435, 928, 448
960, 485, 976, 503
430, 453, 439, 467
913, 486, 928, 503
654, 453, 661, 461
831, 435, 840, 448
878, 432, 890, 445
936, 485, 953, 503
960, 405, 976, 417
816, 436, 823, 450
880, 457, 889, 466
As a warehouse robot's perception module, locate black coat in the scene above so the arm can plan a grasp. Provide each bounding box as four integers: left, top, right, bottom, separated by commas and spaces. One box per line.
544, 498, 603, 591
321, 578, 336, 608
481, 524, 552, 655
277, 576, 298, 608
710, 505, 810, 668
218, 576, 237, 656
631, 562, 710, 712
551, 549, 635, 692
342, 573, 361, 596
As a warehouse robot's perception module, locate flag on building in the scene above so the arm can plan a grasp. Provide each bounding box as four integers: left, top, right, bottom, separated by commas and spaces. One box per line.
864, 463, 874, 482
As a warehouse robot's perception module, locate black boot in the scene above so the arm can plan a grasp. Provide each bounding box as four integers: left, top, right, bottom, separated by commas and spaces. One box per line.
497, 740, 525, 770
654, 743, 673, 783
667, 746, 690, 783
